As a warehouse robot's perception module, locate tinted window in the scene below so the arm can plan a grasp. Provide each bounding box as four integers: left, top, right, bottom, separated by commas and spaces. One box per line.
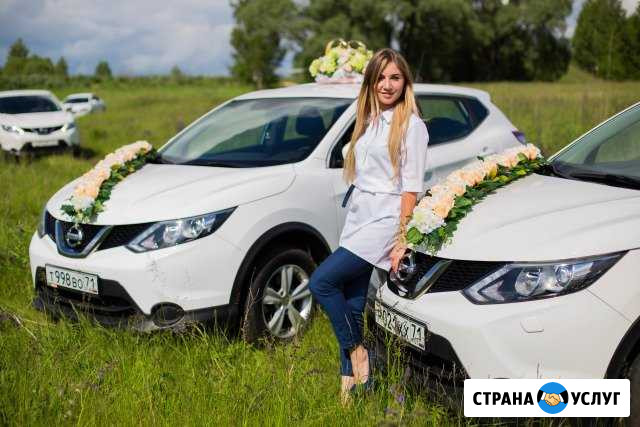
417, 95, 486, 145
160, 97, 351, 167
65, 98, 89, 103
330, 121, 355, 168
0, 96, 60, 114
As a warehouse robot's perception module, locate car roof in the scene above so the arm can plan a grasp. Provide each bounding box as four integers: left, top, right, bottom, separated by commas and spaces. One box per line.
234, 82, 490, 103
64, 93, 94, 99
0, 89, 55, 98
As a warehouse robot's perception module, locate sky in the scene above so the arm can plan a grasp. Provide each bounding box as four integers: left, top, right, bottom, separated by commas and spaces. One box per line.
1, 0, 638, 76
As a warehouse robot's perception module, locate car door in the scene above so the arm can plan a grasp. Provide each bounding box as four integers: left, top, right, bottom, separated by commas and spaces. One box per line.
416, 95, 490, 188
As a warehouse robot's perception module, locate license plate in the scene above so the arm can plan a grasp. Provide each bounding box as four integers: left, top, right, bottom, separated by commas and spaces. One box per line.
32, 140, 58, 147
374, 300, 426, 350
45, 265, 99, 295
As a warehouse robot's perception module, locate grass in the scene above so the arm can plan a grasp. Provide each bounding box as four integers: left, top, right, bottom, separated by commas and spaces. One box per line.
1, 75, 638, 425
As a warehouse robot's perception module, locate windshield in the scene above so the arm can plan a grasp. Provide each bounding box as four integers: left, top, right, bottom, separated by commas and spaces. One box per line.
159, 97, 352, 167
65, 98, 89, 103
0, 95, 61, 114
550, 103, 640, 189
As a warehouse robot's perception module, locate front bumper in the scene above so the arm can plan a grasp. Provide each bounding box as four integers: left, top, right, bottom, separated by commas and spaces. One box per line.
1, 127, 79, 152
28, 227, 244, 328
372, 277, 631, 379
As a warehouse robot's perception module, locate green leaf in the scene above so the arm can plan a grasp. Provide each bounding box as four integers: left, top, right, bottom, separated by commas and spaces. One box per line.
454, 197, 472, 208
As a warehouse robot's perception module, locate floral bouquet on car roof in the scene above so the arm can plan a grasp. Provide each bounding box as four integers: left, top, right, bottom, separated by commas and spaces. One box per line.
308, 39, 373, 83
406, 144, 546, 255
60, 141, 156, 223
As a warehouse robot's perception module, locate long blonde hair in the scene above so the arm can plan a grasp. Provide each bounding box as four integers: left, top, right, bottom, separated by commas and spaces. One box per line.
343, 48, 420, 184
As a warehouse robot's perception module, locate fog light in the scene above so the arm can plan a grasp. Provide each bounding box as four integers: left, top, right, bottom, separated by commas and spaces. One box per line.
151, 303, 184, 327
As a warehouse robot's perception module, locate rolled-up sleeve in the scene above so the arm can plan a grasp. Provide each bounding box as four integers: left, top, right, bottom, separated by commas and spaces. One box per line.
400, 118, 429, 193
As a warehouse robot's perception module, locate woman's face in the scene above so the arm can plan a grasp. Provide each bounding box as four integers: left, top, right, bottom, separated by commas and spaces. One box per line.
376, 61, 405, 110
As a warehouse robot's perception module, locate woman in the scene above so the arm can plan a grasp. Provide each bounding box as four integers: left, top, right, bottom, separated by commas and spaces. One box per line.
308, 48, 429, 402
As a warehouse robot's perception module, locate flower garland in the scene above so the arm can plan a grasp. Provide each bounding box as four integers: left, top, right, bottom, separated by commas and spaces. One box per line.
309, 39, 373, 83
60, 141, 156, 223
406, 144, 546, 255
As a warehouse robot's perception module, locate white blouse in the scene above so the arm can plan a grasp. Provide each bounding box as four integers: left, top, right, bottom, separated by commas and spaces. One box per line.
339, 108, 429, 270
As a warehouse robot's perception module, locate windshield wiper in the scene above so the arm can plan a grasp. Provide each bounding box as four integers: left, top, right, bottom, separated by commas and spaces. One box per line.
538, 162, 570, 179
186, 160, 244, 168
148, 154, 174, 165
566, 171, 640, 190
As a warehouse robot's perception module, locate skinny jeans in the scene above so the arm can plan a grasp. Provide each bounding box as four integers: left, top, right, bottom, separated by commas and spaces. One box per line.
308, 246, 374, 376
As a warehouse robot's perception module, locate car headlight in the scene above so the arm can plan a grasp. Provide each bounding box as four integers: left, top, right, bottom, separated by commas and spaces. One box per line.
62, 122, 76, 131
462, 253, 625, 304
126, 208, 235, 252
37, 206, 47, 238
1, 124, 24, 134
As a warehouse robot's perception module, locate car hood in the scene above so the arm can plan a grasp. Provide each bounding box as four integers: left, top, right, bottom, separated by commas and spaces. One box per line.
0, 111, 72, 127
47, 163, 295, 225
433, 173, 640, 262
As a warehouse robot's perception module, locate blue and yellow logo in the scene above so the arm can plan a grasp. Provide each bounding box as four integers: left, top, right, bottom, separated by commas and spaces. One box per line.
537, 382, 568, 414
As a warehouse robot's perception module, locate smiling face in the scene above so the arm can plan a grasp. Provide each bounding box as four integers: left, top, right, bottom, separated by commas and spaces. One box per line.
376, 61, 406, 110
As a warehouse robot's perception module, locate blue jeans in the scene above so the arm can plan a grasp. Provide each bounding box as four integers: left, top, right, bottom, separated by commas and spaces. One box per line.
309, 246, 374, 376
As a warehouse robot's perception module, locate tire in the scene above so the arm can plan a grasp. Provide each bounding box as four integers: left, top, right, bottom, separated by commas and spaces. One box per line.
241, 247, 316, 344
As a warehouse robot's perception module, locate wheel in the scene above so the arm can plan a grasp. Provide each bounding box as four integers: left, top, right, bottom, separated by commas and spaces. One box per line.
242, 247, 316, 343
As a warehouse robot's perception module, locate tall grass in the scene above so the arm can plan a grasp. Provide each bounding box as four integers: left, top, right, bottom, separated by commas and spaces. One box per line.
1, 77, 638, 425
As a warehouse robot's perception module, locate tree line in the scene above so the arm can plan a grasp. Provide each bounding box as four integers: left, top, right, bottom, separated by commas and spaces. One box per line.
231, 0, 640, 88
1, 38, 113, 80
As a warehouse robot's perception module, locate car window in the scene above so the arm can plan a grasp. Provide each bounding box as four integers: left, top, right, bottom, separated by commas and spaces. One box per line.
417, 96, 482, 145
65, 98, 89, 104
330, 121, 355, 168
0, 95, 60, 114
160, 97, 352, 167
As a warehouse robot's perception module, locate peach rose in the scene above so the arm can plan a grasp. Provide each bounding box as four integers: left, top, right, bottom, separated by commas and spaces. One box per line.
481, 158, 498, 178
419, 192, 455, 219
524, 143, 541, 160
444, 175, 467, 196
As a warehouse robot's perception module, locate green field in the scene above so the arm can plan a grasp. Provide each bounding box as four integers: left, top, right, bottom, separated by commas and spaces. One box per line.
1, 73, 639, 425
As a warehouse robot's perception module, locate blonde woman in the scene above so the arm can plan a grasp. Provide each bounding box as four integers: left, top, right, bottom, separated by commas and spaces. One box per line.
308, 48, 429, 402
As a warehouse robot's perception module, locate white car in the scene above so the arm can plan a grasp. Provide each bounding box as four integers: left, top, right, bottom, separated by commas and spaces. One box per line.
369, 102, 640, 390
63, 93, 106, 117
29, 83, 524, 341
0, 90, 79, 154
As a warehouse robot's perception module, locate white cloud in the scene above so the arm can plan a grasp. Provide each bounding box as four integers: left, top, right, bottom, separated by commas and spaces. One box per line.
0, 0, 234, 75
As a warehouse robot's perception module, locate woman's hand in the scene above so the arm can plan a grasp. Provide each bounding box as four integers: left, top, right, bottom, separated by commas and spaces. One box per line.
390, 241, 408, 273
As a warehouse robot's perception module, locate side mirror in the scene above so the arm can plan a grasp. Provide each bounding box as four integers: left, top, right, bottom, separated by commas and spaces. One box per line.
64, 106, 72, 112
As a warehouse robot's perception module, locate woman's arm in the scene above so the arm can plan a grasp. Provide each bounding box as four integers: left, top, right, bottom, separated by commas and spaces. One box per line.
390, 191, 417, 272
390, 117, 429, 272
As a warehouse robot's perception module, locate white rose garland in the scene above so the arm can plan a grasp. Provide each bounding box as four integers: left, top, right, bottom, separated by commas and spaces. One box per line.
407, 143, 544, 254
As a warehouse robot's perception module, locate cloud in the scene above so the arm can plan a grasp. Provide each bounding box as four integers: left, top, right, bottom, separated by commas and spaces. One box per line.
0, 0, 234, 75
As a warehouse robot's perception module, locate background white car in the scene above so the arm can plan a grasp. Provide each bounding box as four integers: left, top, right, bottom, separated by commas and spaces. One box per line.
29, 82, 524, 341
0, 90, 79, 154
369, 102, 640, 405
63, 93, 106, 117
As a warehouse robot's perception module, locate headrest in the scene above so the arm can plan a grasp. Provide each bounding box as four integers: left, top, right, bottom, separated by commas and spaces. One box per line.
296, 106, 326, 137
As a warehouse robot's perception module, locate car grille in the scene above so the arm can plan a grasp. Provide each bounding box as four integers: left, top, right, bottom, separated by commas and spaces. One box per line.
45, 211, 151, 254
100, 223, 151, 250
388, 251, 505, 298
23, 125, 63, 135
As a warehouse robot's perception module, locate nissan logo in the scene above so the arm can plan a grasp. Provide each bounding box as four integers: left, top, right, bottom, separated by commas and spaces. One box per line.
65, 224, 84, 248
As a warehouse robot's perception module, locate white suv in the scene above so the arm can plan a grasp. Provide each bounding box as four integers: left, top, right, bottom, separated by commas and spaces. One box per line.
0, 90, 79, 154
369, 102, 640, 392
63, 93, 106, 117
29, 83, 524, 341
